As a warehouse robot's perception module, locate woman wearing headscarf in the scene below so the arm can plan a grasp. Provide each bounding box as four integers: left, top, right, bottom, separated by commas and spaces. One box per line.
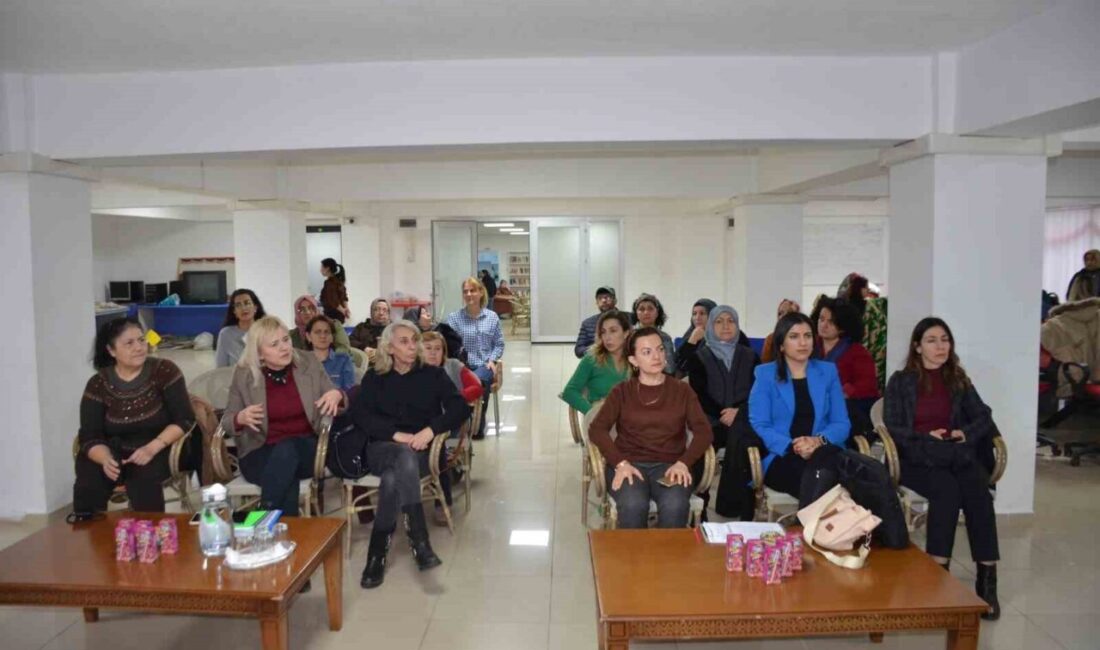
681, 306, 760, 520
676, 298, 751, 375
290, 295, 351, 353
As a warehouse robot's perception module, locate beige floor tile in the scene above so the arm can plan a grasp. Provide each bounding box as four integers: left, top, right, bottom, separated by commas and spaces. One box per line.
1028, 613, 1100, 650
549, 574, 597, 623
548, 622, 597, 650
431, 574, 552, 623
0, 606, 80, 650
420, 619, 548, 650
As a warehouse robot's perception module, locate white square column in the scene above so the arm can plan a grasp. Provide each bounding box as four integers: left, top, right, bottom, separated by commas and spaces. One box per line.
232, 201, 309, 325
884, 135, 1054, 514
729, 198, 804, 337
0, 158, 94, 518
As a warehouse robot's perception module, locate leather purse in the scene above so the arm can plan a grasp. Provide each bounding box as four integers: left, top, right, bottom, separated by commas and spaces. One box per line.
797, 484, 882, 569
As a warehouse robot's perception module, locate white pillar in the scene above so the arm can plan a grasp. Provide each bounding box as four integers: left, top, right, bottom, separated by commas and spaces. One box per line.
884, 134, 1053, 514
0, 156, 94, 518
232, 201, 308, 326
730, 197, 804, 337
339, 215, 381, 322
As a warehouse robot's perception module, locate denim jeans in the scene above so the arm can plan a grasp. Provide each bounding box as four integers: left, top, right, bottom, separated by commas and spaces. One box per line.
605, 461, 692, 529
472, 365, 494, 434
238, 435, 317, 516
367, 442, 431, 531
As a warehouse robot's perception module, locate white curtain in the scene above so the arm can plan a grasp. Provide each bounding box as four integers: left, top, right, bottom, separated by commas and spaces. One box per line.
1044, 207, 1100, 300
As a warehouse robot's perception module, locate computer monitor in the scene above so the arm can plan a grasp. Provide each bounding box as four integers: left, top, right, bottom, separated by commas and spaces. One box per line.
108, 281, 131, 302
144, 283, 169, 304
180, 271, 228, 305
129, 281, 145, 304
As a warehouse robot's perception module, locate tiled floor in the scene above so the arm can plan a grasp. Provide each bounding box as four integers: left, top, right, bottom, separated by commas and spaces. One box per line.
2, 340, 1099, 649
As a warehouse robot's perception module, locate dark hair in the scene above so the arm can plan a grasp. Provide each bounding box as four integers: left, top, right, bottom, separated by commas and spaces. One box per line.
772, 312, 815, 382
630, 293, 667, 329
92, 317, 144, 369
301, 314, 335, 350
625, 326, 665, 376
592, 310, 632, 367
842, 273, 869, 312
810, 296, 864, 341
904, 317, 971, 394
321, 258, 346, 283
223, 289, 267, 327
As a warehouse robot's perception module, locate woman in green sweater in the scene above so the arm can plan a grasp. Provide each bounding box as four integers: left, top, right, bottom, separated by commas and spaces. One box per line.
561, 310, 632, 429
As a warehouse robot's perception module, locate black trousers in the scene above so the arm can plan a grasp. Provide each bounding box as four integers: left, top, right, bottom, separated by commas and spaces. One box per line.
73, 441, 171, 513
764, 444, 843, 508
239, 436, 317, 517
367, 442, 431, 531
901, 461, 1000, 562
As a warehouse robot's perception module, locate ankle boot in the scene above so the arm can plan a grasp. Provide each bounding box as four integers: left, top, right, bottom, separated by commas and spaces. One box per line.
360, 528, 393, 589
403, 504, 443, 571
975, 563, 1000, 621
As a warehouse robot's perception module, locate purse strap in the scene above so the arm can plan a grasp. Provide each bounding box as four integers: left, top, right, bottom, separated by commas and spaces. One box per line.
800, 487, 872, 570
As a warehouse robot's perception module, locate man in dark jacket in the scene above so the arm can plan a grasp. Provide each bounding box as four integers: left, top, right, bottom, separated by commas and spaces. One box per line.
573, 287, 617, 358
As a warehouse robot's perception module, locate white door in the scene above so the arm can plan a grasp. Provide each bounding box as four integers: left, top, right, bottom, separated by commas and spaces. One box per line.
431, 221, 478, 321
306, 228, 343, 297
530, 218, 622, 343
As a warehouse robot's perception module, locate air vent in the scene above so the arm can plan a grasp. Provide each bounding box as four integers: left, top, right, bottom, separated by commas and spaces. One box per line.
399, 218, 417, 229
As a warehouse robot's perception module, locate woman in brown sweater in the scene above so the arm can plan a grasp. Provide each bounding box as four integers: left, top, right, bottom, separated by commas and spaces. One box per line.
75, 317, 195, 513
588, 327, 713, 528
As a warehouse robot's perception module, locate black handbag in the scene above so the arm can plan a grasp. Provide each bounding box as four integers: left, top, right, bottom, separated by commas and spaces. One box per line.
835, 448, 909, 549
326, 422, 371, 479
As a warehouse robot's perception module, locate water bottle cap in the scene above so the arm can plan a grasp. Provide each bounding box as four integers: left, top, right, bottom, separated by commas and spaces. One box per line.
202, 483, 227, 502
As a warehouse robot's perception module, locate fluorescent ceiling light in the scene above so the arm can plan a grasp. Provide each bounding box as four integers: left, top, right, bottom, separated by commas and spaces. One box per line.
509, 530, 550, 547
483, 222, 514, 228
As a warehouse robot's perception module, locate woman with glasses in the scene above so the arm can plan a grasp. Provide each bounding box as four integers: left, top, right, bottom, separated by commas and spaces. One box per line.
291, 295, 351, 353
216, 289, 266, 367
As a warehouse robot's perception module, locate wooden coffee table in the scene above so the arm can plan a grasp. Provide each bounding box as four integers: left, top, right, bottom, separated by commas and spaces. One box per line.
589, 529, 990, 650
0, 513, 344, 650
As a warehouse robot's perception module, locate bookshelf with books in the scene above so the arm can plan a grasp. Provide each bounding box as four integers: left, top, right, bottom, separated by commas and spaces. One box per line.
508, 253, 530, 296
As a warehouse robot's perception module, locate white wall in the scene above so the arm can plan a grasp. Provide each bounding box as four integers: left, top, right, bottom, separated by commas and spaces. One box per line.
91, 214, 235, 300
802, 199, 890, 310
339, 217, 381, 321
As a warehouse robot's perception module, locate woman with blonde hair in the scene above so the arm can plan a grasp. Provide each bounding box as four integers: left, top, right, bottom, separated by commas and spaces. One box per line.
221, 316, 345, 516
350, 321, 470, 589
445, 276, 504, 438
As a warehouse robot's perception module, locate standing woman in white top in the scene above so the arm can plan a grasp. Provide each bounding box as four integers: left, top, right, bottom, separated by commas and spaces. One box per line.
215, 289, 266, 368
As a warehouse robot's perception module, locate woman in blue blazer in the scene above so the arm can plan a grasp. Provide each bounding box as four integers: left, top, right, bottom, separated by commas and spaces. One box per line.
748, 312, 850, 507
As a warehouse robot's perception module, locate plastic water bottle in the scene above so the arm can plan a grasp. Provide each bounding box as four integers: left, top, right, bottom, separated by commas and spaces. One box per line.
198, 483, 232, 557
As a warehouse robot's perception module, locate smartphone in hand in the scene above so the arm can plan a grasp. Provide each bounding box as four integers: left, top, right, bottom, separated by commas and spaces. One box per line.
656, 476, 675, 488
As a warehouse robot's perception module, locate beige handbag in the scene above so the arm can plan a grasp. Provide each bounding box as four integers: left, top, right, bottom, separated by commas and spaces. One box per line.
797, 484, 882, 569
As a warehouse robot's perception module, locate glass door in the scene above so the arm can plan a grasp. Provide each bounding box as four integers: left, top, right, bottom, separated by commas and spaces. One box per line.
431, 221, 477, 321
530, 218, 622, 343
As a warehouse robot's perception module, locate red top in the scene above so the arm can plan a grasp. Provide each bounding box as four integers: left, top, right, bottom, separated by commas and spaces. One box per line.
262, 372, 314, 446
459, 366, 484, 403
913, 367, 953, 434
826, 341, 881, 400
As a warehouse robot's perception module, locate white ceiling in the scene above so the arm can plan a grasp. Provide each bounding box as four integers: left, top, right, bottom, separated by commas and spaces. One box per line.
0, 0, 1059, 74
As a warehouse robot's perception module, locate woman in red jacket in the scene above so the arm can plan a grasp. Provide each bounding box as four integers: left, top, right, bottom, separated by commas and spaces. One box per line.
812, 297, 880, 419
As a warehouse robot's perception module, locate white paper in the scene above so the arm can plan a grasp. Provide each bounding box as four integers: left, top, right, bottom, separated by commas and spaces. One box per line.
700, 522, 785, 544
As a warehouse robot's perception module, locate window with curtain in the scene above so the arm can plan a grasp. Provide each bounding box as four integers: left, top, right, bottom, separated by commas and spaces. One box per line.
1044, 207, 1100, 300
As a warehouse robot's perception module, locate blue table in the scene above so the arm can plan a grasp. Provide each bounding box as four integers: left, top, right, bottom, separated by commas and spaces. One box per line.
139, 304, 228, 337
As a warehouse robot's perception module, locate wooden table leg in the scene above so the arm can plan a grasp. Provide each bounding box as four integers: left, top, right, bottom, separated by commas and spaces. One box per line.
323, 540, 343, 631
260, 613, 288, 650
946, 614, 980, 650
82, 608, 99, 622
601, 622, 630, 650
869, 632, 884, 643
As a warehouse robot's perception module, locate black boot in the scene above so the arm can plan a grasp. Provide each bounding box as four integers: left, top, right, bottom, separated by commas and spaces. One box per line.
403, 504, 443, 571
976, 563, 1000, 621
360, 528, 393, 589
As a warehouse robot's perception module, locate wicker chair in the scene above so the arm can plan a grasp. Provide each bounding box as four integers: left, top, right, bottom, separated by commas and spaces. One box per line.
187, 367, 235, 414
340, 401, 478, 555
875, 423, 1007, 532
566, 404, 606, 527
588, 443, 716, 529
71, 424, 197, 514
209, 416, 332, 517
490, 360, 504, 434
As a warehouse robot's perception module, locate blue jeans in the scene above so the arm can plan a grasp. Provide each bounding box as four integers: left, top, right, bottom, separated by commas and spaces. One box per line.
472, 365, 494, 434
605, 461, 692, 529
238, 436, 317, 517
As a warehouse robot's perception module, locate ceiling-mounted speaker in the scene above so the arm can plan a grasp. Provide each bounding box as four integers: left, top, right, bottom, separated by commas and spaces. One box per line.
399, 218, 417, 229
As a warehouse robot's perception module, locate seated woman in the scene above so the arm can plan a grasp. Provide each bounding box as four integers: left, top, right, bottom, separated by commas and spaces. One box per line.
292, 295, 350, 353
216, 289, 265, 367
445, 276, 505, 438
680, 306, 758, 452
588, 327, 713, 529
74, 317, 196, 514
748, 313, 849, 508
351, 321, 470, 588
630, 293, 676, 375
422, 330, 483, 519
811, 297, 880, 418
884, 317, 1000, 619
676, 299, 751, 376
760, 298, 801, 363
349, 298, 391, 355
402, 305, 435, 332
220, 316, 344, 516
561, 310, 632, 430
306, 315, 357, 391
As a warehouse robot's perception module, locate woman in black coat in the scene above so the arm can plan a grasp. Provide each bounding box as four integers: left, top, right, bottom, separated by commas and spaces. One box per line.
884, 317, 1000, 620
